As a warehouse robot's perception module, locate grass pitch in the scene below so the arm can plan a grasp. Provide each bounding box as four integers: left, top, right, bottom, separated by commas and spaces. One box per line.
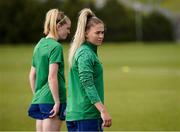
0, 42, 179, 131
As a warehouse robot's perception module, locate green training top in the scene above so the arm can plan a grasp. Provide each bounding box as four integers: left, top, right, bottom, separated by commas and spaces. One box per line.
31, 38, 66, 104
66, 41, 104, 121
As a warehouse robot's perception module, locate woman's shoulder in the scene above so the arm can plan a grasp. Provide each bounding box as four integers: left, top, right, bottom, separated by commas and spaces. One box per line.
75, 46, 93, 62
45, 38, 63, 50
38, 38, 63, 52
77, 45, 91, 54
48, 38, 62, 46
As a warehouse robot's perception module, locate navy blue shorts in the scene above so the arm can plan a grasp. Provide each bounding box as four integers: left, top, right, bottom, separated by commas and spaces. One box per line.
28, 103, 66, 120
66, 118, 103, 131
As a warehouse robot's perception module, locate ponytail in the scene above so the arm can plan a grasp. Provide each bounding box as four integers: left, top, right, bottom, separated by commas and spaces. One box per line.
68, 8, 95, 67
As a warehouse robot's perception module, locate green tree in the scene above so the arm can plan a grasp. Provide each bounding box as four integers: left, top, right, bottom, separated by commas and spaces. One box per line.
96, 0, 136, 41
142, 11, 174, 41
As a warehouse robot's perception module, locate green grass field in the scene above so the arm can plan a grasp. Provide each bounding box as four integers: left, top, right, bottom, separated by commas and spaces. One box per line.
0, 42, 180, 131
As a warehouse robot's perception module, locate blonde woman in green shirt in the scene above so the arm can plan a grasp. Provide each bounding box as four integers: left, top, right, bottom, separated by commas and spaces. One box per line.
66, 8, 112, 131
28, 9, 71, 131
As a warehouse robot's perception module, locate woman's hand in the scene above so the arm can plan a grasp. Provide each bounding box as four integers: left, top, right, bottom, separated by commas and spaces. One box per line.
101, 109, 112, 127
49, 102, 60, 118
94, 102, 112, 127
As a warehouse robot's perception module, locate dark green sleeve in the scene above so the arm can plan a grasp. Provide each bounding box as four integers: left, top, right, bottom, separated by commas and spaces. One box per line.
49, 45, 62, 64
77, 50, 101, 104
32, 48, 36, 67
32, 54, 35, 67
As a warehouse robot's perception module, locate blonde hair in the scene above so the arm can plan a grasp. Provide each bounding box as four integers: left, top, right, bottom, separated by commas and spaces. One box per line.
43, 8, 68, 39
68, 8, 103, 67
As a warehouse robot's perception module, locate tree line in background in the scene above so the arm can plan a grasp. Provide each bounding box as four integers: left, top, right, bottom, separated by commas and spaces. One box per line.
0, 0, 174, 44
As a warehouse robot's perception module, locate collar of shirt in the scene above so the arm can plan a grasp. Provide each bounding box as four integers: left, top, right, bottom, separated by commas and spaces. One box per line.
84, 41, 97, 54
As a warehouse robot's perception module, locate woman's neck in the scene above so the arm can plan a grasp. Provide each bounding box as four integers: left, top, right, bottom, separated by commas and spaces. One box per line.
46, 34, 57, 41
